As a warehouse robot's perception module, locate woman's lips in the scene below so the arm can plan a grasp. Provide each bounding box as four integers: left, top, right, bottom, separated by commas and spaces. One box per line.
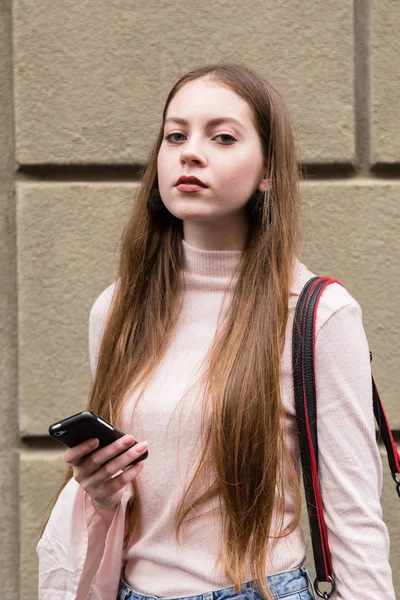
176, 183, 207, 192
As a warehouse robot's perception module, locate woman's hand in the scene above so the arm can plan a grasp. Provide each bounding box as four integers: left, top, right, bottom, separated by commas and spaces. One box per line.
64, 435, 148, 512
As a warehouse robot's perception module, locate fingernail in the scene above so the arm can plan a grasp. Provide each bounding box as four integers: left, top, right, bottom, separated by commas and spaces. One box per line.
123, 435, 134, 446
88, 438, 99, 448
135, 441, 148, 452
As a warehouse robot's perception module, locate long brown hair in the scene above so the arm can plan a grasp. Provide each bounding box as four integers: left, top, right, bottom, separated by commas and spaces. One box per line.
41, 62, 304, 600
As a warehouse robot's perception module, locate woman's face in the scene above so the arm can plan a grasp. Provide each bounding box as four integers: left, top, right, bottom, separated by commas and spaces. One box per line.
157, 78, 269, 245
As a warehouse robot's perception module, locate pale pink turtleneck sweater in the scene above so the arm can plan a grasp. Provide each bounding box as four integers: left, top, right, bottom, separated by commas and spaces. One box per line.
37, 238, 394, 600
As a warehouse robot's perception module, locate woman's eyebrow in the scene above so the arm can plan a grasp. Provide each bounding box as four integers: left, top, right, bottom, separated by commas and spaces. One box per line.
164, 117, 245, 131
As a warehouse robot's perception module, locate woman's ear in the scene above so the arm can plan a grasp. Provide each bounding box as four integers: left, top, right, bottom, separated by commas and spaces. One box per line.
258, 175, 272, 193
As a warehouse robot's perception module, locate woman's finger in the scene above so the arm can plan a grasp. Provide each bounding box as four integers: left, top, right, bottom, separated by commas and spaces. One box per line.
64, 438, 100, 465
90, 460, 146, 509
84, 441, 148, 488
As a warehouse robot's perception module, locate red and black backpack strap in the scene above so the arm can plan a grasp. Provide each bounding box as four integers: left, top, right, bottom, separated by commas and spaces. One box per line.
292, 275, 400, 599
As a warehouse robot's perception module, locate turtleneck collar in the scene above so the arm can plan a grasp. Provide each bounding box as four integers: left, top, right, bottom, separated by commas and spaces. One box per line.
181, 238, 307, 296
182, 238, 243, 279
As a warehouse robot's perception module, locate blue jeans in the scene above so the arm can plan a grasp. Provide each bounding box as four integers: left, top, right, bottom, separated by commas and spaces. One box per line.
117, 564, 316, 600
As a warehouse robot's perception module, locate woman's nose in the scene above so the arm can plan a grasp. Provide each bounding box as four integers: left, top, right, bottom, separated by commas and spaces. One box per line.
180, 146, 206, 165
180, 153, 203, 165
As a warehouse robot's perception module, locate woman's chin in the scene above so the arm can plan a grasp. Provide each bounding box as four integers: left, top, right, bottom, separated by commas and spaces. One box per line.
169, 207, 217, 222
178, 213, 217, 223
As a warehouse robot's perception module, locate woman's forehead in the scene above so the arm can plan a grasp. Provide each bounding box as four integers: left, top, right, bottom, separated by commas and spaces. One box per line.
166, 81, 255, 129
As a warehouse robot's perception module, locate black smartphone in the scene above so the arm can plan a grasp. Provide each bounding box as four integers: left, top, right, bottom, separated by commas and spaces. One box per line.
48, 410, 148, 467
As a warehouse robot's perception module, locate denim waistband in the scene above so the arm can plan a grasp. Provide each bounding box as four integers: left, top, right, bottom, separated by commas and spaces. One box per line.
118, 564, 316, 600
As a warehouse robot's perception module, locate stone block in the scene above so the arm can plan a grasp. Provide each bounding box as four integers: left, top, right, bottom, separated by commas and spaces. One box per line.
17, 180, 400, 432
371, 0, 400, 163
13, 0, 354, 164
300, 180, 400, 428
17, 183, 135, 435
20, 451, 66, 600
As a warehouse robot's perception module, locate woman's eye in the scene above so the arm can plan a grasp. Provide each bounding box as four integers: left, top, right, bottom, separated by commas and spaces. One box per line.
215, 133, 237, 144
165, 132, 185, 143
164, 132, 237, 145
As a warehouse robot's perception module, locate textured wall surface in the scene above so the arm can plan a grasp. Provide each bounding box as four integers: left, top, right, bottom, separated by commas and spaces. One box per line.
12, 0, 355, 164
0, 1, 19, 599
0, 0, 398, 598
17, 183, 133, 434
371, 0, 400, 162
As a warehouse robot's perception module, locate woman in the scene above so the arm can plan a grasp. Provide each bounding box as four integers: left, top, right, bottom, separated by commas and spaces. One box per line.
37, 62, 395, 600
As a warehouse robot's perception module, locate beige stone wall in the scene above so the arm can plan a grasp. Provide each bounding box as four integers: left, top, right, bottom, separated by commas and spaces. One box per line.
0, 0, 398, 597
0, 1, 19, 599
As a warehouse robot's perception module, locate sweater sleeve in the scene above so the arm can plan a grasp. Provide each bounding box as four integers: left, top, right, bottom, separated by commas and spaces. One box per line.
314, 301, 395, 599
37, 281, 130, 600
37, 478, 132, 600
